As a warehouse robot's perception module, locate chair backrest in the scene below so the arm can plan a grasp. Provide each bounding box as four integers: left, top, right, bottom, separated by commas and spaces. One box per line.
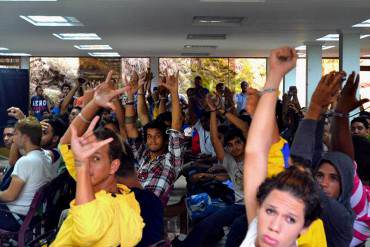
42, 171, 76, 231
18, 181, 51, 246
19, 171, 76, 246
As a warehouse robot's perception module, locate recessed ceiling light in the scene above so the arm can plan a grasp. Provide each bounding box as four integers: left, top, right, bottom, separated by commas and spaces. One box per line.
0, 47, 9, 51
317, 34, 339, 41
360, 34, 370, 39
187, 34, 227, 40
20, 15, 83, 26
193, 16, 244, 26
353, 19, 370, 28
184, 45, 217, 49
74, 45, 112, 50
53, 33, 101, 40
0, 52, 31, 56
88, 52, 120, 57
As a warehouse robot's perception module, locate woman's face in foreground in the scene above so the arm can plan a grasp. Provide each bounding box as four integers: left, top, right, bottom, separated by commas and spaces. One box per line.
256, 189, 307, 247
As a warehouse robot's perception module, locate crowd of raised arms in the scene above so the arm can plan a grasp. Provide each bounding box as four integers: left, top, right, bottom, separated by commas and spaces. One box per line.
1, 47, 370, 247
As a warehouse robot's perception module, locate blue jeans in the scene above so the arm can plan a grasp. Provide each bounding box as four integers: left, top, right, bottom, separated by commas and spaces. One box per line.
0, 204, 22, 231
178, 204, 247, 247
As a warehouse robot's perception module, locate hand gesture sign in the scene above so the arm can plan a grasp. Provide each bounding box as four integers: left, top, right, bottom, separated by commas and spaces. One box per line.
70, 116, 113, 167
93, 70, 126, 111
336, 72, 369, 113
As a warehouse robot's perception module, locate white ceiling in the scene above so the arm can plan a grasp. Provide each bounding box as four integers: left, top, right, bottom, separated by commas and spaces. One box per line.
0, 0, 369, 57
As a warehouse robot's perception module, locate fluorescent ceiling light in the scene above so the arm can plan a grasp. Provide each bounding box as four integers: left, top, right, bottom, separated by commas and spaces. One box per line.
74, 45, 112, 50
0, 53, 31, 56
88, 52, 120, 57
0, 47, 9, 51
317, 34, 339, 41
53, 33, 101, 40
360, 34, 370, 39
353, 19, 370, 28
322, 45, 335, 50
295, 45, 335, 51
20, 15, 83, 26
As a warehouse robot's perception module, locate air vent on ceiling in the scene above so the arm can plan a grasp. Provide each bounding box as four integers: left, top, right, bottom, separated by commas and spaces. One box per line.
181, 52, 210, 57
193, 16, 244, 26
184, 45, 218, 49
187, 34, 227, 40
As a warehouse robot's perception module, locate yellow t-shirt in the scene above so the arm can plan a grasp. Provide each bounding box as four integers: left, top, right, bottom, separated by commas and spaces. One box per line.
267, 137, 288, 178
52, 145, 145, 247
267, 138, 327, 247
298, 219, 327, 247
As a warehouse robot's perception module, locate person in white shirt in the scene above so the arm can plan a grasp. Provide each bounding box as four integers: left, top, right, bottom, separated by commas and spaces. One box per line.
0, 117, 52, 231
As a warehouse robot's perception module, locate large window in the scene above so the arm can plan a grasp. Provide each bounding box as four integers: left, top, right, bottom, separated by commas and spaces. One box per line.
159, 58, 266, 95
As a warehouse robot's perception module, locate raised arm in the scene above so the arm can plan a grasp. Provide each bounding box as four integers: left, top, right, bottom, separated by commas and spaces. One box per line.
246, 88, 279, 143
244, 47, 297, 223
220, 109, 249, 135
206, 95, 225, 161
61, 80, 80, 114
137, 71, 150, 126
290, 72, 343, 166
124, 72, 140, 139
112, 97, 127, 141
70, 117, 113, 205
331, 72, 369, 159
60, 71, 126, 144
158, 72, 182, 131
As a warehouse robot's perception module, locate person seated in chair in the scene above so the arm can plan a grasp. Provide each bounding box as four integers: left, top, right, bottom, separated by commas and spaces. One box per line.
0, 117, 53, 231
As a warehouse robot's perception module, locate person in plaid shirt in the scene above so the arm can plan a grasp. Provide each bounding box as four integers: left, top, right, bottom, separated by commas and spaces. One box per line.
124, 72, 185, 200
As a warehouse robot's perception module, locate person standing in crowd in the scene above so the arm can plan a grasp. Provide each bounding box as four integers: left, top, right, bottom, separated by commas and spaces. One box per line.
30, 86, 50, 121
188, 76, 210, 122
234, 81, 249, 115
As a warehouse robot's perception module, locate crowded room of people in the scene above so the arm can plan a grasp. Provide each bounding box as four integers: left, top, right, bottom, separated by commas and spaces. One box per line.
0, 0, 370, 246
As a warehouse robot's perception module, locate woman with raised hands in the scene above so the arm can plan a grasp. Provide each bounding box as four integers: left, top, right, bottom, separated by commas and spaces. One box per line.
241, 47, 321, 247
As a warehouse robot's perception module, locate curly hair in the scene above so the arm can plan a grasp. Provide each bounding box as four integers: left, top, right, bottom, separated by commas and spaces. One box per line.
257, 166, 321, 227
